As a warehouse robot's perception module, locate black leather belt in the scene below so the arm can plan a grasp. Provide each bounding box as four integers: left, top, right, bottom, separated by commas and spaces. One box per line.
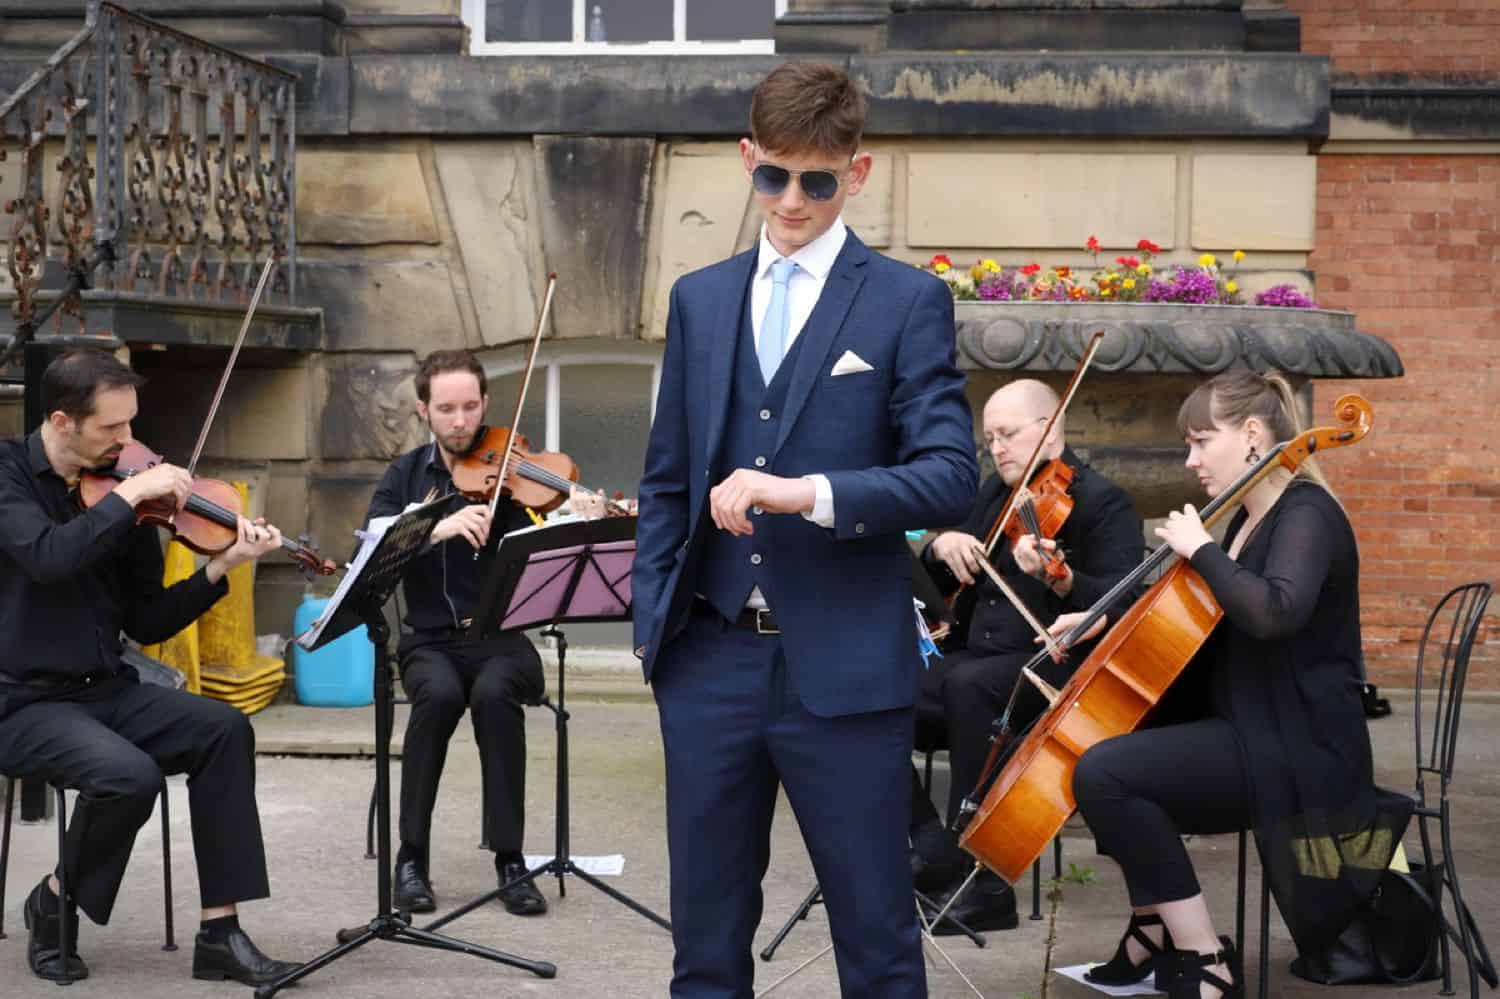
0, 667, 121, 690
696, 599, 780, 635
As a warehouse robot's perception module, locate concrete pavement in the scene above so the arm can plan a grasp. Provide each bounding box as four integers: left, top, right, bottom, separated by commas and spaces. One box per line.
3, 683, 1496, 998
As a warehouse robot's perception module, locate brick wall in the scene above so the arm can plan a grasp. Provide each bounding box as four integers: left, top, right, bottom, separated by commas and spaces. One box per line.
1308, 156, 1499, 688
1275, 2, 1500, 689
1289, 0, 1500, 76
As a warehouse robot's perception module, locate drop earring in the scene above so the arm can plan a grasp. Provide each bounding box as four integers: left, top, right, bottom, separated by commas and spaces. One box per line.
1245, 446, 1260, 465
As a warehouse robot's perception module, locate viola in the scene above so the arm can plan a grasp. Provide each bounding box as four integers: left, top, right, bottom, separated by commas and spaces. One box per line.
450, 426, 632, 517
78, 441, 337, 577
954, 393, 1374, 885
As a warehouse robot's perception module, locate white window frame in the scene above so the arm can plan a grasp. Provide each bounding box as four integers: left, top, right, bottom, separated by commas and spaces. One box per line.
462, 0, 789, 56
481, 343, 663, 456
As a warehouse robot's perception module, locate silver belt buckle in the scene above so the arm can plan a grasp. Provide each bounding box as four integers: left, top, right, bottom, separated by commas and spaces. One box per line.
755, 609, 779, 635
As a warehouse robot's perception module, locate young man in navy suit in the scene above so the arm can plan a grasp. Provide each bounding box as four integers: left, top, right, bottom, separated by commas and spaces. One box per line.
633, 63, 979, 998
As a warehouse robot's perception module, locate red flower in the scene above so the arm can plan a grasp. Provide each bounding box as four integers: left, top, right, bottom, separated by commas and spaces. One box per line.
1136, 239, 1161, 255
1085, 235, 1101, 253
1054, 266, 1072, 278
931, 254, 952, 269
1115, 256, 1141, 269
1021, 263, 1042, 276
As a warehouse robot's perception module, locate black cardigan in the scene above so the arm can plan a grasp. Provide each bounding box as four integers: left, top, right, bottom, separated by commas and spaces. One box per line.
1190, 479, 1400, 952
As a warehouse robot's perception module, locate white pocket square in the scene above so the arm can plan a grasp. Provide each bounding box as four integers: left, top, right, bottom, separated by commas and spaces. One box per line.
830, 350, 875, 376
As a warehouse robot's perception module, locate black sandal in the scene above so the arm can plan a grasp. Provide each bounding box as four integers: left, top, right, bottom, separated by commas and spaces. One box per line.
1086, 911, 1173, 987
1159, 935, 1241, 999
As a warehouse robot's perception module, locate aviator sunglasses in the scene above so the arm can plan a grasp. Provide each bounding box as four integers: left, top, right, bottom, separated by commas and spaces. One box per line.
750, 160, 851, 202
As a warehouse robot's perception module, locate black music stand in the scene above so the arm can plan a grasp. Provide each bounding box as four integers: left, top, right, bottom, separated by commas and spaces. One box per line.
254, 498, 555, 998
421, 514, 671, 938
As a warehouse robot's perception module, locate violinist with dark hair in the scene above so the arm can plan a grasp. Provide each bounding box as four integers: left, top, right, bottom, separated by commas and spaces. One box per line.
362, 348, 610, 919
0, 348, 300, 986
913, 377, 1141, 932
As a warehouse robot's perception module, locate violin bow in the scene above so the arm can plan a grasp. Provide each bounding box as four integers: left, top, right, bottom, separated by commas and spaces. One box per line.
980, 328, 1106, 560
484, 273, 559, 527
185, 255, 277, 479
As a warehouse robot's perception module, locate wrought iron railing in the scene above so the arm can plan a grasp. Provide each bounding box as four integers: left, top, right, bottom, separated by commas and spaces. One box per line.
0, 1, 297, 361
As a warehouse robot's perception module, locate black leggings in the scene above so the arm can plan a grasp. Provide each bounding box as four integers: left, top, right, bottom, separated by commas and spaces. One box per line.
1072, 718, 1252, 907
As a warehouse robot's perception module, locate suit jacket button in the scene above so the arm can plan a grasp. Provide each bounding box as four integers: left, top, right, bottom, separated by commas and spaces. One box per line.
754, 456, 767, 468
985, 631, 992, 641
989, 598, 997, 607
854, 522, 866, 535
750, 553, 763, 565
759, 409, 772, 421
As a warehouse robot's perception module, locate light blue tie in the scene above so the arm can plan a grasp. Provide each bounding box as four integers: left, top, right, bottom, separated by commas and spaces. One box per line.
758, 258, 797, 384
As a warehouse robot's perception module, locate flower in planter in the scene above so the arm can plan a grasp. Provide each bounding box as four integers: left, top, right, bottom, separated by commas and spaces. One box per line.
922, 240, 1312, 307
1255, 284, 1318, 309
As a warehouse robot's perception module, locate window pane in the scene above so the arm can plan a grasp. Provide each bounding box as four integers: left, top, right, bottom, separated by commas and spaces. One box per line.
486, 370, 549, 447
486, 0, 571, 42
688, 0, 775, 40
585, 0, 674, 43
558, 364, 653, 504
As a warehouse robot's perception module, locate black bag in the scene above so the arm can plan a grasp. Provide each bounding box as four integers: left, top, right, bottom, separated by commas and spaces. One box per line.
1290, 862, 1442, 985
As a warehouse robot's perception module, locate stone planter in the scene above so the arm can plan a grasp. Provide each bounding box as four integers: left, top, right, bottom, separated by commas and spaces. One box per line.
952, 301, 1403, 515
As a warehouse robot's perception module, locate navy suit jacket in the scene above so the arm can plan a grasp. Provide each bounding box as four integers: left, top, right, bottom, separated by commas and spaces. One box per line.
633, 231, 979, 718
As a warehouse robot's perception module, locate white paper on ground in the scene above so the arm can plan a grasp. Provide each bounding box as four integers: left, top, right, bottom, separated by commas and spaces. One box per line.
523, 854, 625, 876
1054, 964, 1162, 996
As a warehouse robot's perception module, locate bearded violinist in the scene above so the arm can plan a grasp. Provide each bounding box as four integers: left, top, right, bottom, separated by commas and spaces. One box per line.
0, 349, 300, 986
362, 348, 608, 918
912, 378, 1142, 931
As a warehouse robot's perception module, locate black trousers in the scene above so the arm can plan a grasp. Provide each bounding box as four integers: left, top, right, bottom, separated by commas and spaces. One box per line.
0, 674, 269, 924
397, 632, 544, 863
913, 646, 1075, 827
1072, 718, 1251, 907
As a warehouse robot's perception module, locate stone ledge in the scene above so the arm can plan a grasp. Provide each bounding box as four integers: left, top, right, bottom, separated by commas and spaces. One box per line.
346, 51, 1330, 139
1331, 77, 1500, 142
954, 302, 1404, 379
0, 291, 324, 352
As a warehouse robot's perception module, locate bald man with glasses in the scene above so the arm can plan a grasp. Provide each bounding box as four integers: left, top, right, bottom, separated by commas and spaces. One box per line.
911, 378, 1143, 933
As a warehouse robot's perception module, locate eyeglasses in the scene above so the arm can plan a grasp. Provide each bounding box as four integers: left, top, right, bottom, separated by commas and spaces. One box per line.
983, 417, 1048, 448
751, 161, 848, 203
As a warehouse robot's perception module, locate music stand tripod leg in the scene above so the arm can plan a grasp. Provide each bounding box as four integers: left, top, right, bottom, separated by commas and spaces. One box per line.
760, 883, 825, 961
255, 597, 556, 998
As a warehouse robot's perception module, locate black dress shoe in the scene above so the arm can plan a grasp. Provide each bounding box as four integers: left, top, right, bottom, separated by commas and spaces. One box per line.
23, 879, 89, 982
497, 860, 547, 916
910, 819, 972, 896
929, 870, 1019, 936
393, 857, 436, 913
192, 926, 301, 986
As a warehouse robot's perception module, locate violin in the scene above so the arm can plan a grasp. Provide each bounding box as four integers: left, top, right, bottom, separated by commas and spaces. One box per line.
955, 394, 1375, 886
994, 457, 1074, 582
78, 441, 337, 576
450, 425, 633, 518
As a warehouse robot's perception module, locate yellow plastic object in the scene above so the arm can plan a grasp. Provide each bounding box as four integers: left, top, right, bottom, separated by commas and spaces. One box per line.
197, 483, 256, 672
141, 540, 202, 695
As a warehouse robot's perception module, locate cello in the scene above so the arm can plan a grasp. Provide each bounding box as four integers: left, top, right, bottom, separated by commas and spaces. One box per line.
956, 393, 1374, 885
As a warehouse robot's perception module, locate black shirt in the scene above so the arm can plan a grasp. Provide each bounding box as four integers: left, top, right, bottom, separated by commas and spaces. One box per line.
364, 435, 533, 635
0, 432, 228, 686
923, 447, 1143, 654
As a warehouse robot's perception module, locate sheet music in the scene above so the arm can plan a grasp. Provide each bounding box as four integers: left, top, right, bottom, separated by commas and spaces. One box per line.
293, 511, 399, 651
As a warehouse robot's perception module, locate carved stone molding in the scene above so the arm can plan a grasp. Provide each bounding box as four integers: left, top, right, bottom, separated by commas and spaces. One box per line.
954, 302, 1403, 379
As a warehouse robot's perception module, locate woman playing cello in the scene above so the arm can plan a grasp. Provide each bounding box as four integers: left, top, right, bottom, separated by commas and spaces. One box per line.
1049, 368, 1398, 998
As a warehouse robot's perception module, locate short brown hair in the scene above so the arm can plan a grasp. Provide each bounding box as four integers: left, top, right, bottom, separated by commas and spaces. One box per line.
42, 348, 145, 422
415, 349, 486, 404
750, 62, 867, 157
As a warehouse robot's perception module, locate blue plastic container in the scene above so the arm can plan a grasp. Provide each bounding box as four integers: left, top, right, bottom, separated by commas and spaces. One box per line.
291, 595, 375, 707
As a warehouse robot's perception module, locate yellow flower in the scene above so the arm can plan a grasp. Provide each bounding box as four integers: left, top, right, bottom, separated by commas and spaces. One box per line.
1232, 249, 1246, 263
1137, 264, 1152, 276
934, 261, 950, 274
1199, 253, 1217, 268
1226, 280, 1239, 294
981, 258, 1001, 273
1100, 287, 1113, 298
1123, 278, 1136, 290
